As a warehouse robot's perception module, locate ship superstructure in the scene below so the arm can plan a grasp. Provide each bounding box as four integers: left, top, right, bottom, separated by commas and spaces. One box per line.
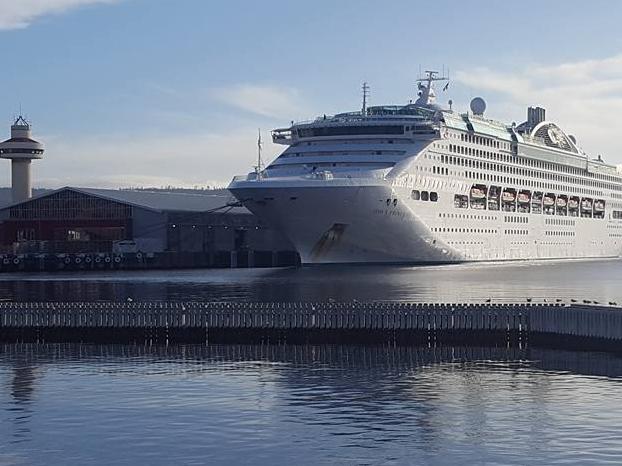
229, 71, 622, 263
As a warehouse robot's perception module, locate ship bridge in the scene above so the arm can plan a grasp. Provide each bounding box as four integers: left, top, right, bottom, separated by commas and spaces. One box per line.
272, 105, 440, 145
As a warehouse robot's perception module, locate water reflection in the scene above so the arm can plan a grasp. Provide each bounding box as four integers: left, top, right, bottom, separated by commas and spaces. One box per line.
2, 350, 40, 447
10, 363, 37, 405
1, 343, 622, 465
3, 343, 622, 377
0, 258, 621, 303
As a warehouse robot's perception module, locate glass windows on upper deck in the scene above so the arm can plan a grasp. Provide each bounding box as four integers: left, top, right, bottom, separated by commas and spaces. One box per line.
366, 105, 436, 118
296, 125, 405, 138
292, 121, 439, 141
271, 103, 440, 145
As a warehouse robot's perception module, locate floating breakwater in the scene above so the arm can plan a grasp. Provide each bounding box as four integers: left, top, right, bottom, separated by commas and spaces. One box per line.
0, 301, 620, 349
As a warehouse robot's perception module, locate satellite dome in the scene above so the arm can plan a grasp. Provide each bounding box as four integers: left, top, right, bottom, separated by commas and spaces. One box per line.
470, 97, 486, 115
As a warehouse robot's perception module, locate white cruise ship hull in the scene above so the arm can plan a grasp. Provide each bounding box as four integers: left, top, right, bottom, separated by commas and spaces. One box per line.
230, 176, 622, 264
230, 178, 464, 264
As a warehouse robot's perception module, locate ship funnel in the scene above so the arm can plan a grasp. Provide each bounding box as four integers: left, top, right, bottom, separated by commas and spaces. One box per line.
527, 106, 546, 127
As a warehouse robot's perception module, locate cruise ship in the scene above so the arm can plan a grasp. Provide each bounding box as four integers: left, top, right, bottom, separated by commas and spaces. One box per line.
228, 71, 622, 264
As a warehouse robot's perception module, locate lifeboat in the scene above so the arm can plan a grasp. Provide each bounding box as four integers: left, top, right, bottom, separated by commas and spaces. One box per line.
581, 198, 593, 211
502, 190, 516, 202
543, 194, 555, 206
470, 185, 486, 199
568, 197, 579, 209
518, 191, 531, 204
556, 196, 567, 208
594, 200, 605, 211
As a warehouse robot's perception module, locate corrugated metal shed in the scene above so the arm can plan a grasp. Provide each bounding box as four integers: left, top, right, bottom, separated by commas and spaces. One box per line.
0, 186, 251, 215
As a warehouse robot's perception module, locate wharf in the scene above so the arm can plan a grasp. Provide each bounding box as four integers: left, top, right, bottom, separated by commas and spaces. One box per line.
0, 301, 621, 350
0, 250, 299, 272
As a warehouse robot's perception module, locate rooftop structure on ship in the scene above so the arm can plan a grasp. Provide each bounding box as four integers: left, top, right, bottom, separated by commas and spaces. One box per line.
269, 71, 618, 179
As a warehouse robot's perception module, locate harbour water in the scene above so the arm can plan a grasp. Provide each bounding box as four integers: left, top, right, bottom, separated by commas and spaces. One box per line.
1, 343, 622, 465
0, 258, 621, 303
1, 259, 622, 465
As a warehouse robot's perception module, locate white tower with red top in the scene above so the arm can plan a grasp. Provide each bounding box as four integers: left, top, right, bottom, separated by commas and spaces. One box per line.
0, 116, 44, 202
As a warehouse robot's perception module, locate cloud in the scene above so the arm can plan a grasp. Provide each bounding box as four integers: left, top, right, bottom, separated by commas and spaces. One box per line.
454, 54, 622, 164
212, 84, 305, 119
24, 127, 281, 189
0, 0, 120, 30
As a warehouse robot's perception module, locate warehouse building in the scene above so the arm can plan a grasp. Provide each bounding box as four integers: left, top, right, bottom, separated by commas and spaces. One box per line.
0, 186, 298, 270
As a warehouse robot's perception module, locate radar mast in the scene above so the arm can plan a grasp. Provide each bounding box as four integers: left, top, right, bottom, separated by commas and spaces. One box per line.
415, 70, 449, 107
361, 82, 370, 115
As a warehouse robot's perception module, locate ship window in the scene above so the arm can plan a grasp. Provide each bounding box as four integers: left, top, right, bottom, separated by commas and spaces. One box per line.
454, 194, 468, 209
430, 192, 438, 202
411, 190, 420, 200
421, 191, 429, 201
297, 125, 404, 137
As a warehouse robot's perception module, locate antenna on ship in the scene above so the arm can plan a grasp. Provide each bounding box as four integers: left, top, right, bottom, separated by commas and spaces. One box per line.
361, 82, 370, 115
255, 128, 264, 179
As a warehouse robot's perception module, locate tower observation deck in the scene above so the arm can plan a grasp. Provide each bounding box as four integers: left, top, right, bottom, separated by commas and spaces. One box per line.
0, 116, 44, 202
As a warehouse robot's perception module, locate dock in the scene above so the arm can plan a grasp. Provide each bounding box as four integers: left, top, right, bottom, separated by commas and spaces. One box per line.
1, 301, 621, 350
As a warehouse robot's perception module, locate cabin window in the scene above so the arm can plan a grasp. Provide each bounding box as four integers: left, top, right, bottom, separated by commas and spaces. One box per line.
421, 191, 429, 201
411, 190, 420, 200
430, 192, 438, 202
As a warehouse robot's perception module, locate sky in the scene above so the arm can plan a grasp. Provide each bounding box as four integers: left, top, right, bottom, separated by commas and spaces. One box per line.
1, 0, 622, 189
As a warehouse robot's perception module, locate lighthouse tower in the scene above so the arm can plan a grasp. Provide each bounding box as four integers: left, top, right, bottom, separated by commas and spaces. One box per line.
0, 116, 44, 202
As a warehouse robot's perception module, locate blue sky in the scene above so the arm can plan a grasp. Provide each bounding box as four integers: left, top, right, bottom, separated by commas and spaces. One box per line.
1, 0, 622, 188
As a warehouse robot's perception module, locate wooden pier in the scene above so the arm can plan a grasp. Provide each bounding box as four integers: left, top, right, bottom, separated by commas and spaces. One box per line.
0, 301, 621, 350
